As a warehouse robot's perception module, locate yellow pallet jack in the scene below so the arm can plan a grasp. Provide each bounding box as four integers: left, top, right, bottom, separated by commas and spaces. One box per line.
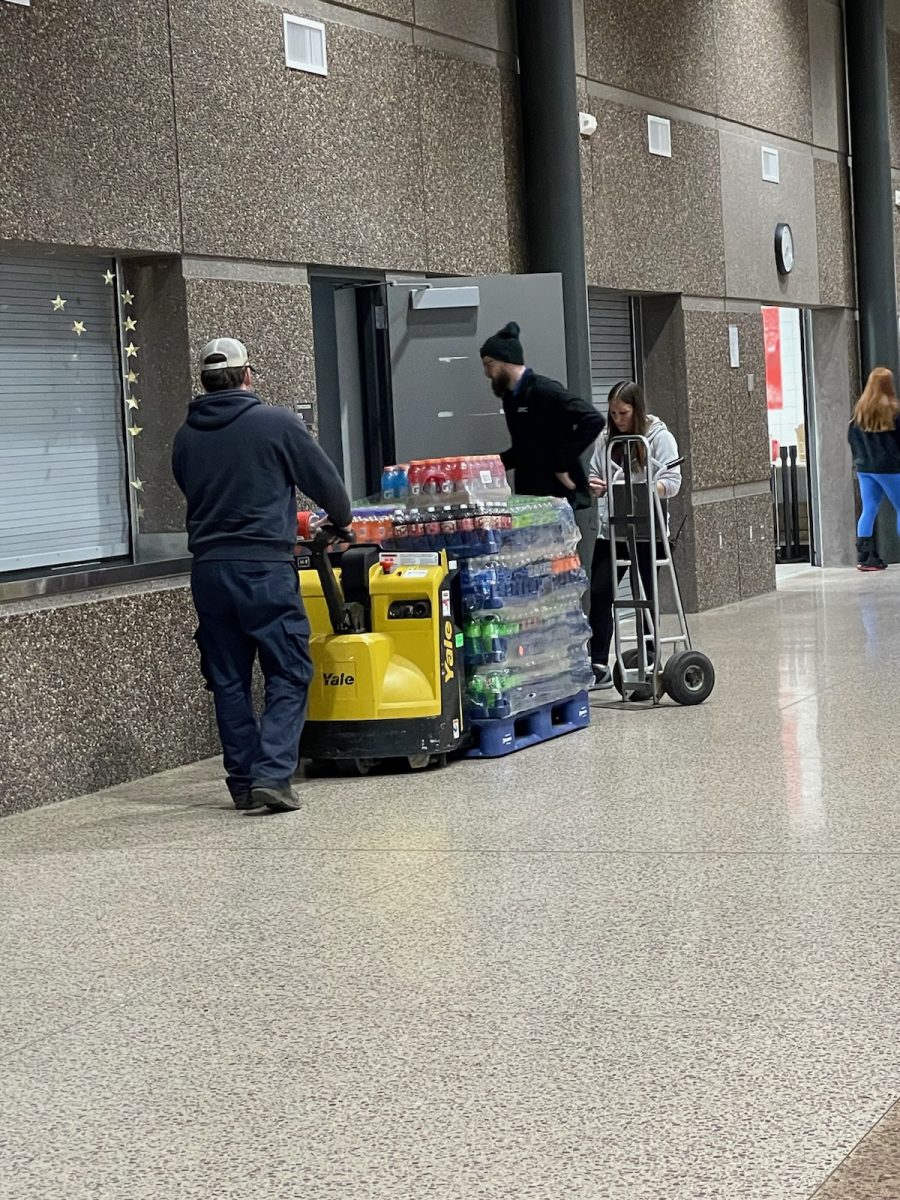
297, 528, 465, 776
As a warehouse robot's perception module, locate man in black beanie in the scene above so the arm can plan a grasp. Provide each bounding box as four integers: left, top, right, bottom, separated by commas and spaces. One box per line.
481, 321, 605, 575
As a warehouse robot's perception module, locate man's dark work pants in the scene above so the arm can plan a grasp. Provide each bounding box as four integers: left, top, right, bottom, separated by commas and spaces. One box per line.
191, 561, 312, 799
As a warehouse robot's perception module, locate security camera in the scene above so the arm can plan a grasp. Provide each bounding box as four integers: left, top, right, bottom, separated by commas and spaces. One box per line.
579, 111, 598, 139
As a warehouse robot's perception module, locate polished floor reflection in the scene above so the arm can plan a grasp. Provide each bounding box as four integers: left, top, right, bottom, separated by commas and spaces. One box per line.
2, 568, 900, 1199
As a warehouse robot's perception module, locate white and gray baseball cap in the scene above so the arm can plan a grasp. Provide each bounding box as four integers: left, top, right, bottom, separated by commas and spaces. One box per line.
199, 337, 250, 373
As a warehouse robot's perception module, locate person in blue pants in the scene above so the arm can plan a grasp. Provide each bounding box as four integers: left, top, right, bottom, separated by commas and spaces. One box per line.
848, 366, 900, 573
173, 338, 353, 814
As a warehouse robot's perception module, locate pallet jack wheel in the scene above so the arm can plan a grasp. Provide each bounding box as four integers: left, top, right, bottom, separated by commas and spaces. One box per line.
612, 649, 656, 702
661, 650, 715, 706
407, 754, 432, 772
334, 758, 378, 777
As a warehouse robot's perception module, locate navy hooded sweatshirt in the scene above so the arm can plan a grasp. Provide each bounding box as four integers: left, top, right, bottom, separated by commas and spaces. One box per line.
172, 389, 353, 563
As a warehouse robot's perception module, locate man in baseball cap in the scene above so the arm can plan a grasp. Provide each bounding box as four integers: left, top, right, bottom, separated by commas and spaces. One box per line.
173, 337, 353, 814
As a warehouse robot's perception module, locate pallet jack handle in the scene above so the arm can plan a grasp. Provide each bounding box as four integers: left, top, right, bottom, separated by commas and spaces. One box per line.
305, 526, 362, 636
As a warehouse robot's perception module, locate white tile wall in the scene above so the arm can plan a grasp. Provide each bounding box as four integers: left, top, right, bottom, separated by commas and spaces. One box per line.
764, 306, 806, 461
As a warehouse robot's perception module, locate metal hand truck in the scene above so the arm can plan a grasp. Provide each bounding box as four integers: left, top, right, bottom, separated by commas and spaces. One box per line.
606, 434, 715, 705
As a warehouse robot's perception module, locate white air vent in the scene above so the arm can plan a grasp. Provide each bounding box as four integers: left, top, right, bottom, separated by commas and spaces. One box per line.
647, 115, 672, 159
3, 1, 32, 6
762, 146, 780, 183
283, 14, 328, 76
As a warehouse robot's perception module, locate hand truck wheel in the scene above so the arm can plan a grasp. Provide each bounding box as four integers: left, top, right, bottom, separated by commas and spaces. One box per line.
661, 650, 715, 706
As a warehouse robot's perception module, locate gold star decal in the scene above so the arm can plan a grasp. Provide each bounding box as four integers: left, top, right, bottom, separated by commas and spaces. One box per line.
130, 478, 144, 493
126, 370, 139, 385
52, 295, 67, 311
72, 321, 86, 337
127, 425, 143, 438
124, 317, 137, 332
102, 270, 115, 286
125, 395, 140, 411
121, 290, 134, 306
125, 342, 139, 359
136, 504, 145, 520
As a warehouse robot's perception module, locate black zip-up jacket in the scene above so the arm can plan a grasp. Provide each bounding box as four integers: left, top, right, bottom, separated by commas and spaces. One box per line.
172, 389, 353, 563
848, 417, 900, 475
500, 370, 606, 510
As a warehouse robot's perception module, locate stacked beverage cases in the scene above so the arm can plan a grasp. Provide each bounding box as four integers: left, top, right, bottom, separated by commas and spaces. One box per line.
318, 455, 593, 723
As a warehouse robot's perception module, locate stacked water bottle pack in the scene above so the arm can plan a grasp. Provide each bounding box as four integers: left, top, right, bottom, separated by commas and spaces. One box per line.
303, 457, 593, 725
378, 464, 593, 722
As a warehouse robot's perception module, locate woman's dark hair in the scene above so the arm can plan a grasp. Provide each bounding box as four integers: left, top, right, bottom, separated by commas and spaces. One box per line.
607, 380, 650, 467
201, 366, 248, 393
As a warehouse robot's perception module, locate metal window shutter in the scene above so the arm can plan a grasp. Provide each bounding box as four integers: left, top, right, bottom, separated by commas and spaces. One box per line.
589, 292, 634, 413
0, 250, 129, 573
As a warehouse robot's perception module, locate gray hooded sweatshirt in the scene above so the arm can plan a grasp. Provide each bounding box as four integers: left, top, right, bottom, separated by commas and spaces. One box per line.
589, 416, 682, 541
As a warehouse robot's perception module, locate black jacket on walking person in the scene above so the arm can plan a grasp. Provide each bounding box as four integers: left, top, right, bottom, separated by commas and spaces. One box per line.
172, 389, 352, 560
172, 337, 353, 817
500, 371, 605, 509
481, 322, 605, 511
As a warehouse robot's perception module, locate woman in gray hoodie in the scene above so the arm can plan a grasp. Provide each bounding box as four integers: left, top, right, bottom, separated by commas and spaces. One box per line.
587, 381, 682, 690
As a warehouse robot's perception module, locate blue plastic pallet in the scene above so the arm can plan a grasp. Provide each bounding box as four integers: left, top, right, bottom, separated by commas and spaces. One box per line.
461, 690, 591, 759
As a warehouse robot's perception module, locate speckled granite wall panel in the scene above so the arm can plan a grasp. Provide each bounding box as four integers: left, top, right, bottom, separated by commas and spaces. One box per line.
170, 5, 426, 271
809, 307, 856, 567
640, 295, 698, 605
726, 310, 771, 487
683, 310, 736, 492
720, 130, 819, 306
500, 70, 527, 275
184, 277, 316, 420
715, 0, 813, 142
889, 31, 900, 169
0, 0, 180, 251
809, 0, 847, 152
121, 259, 192, 535
584, 0, 717, 112
693, 499, 741, 611
0, 587, 216, 817
414, 0, 501, 48
587, 101, 725, 295
417, 49, 514, 276
815, 159, 856, 309
735, 493, 776, 599
339, 0, 414, 19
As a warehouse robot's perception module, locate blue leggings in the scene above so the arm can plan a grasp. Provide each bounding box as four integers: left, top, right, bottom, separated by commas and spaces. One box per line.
857, 472, 900, 537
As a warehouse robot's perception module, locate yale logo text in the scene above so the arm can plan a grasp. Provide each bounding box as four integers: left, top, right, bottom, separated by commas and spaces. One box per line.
323, 672, 355, 687
442, 619, 455, 684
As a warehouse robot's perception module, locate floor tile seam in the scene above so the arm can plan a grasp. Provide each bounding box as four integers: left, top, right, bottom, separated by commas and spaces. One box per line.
5, 1004, 900, 1046
0, 1004, 138, 1066
806, 1094, 900, 1199
312, 848, 900, 858
311, 854, 455, 926
778, 684, 838, 712
0, 844, 455, 863
9, 847, 900, 868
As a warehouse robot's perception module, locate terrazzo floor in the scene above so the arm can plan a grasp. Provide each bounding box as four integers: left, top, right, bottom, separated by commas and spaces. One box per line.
2, 568, 900, 1199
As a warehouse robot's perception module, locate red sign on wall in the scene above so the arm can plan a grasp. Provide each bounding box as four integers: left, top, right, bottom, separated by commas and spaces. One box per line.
762, 306, 783, 411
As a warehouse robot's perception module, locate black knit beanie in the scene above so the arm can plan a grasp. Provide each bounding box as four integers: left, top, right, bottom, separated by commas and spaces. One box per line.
480, 321, 524, 365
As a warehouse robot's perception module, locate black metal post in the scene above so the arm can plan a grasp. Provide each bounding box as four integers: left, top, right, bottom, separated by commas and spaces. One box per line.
845, 0, 899, 560
789, 445, 801, 560
515, 0, 592, 403
780, 447, 792, 560
845, 0, 899, 379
